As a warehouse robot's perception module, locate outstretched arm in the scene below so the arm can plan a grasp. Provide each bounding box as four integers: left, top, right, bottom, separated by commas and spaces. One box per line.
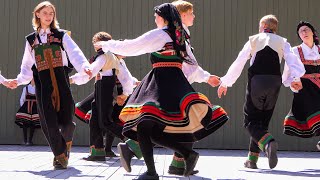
282, 42, 305, 86
62, 33, 92, 76
95, 29, 171, 57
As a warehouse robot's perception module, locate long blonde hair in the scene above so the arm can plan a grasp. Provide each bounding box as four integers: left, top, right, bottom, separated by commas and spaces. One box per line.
32, 1, 59, 31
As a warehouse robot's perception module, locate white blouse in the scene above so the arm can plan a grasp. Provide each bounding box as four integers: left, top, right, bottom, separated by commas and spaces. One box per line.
282, 43, 318, 87
220, 35, 305, 87
16, 28, 91, 86
19, 84, 36, 106
100, 27, 210, 84
71, 55, 137, 96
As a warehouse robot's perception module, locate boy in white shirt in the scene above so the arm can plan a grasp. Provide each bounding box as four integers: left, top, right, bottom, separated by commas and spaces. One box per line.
218, 15, 305, 169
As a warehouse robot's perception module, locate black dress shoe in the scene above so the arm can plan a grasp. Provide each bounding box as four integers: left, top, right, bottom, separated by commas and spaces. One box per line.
26, 141, 34, 146
117, 143, 134, 172
53, 157, 67, 170
168, 165, 199, 176
316, 141, 320, 151
265, 141, 278, 169
82, 155, 105, 161
244, 160, 258, 169
135, 171, 159, 180
184, 151, 199, 176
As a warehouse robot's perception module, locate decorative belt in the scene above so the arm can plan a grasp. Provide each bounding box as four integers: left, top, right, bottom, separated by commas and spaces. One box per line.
152, 62, 182, 69
302, 73, 320, 79
302, 73, 320, 88
302, 60, 320, 66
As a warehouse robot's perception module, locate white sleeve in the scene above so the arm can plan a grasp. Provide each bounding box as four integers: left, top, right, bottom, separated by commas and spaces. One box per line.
117, 60, 136, 96
101, 29, 171, 56
70, 56, 105, 85
62, 33, 91, 74
182, 41, 210, 84
20, 87, 26, 106
132, 77, 139, 86
182, 63, 210, 84
282, 62, 291, 87
282, 42, 305, 84
0, 74, 5, 83
220, 41, 251, 87
17, 41, 35, 86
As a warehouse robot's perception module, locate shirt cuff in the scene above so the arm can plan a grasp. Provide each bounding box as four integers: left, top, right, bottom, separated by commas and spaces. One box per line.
293, 77, 301, 82
0, 75, 4, 83
220, 83, 228, 88
290, 86, 299, 93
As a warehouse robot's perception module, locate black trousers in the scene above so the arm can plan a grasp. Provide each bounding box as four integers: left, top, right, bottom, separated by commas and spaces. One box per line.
243, 75, 281, 153
89, 77, 124, 148
36, 85, 75, 156
137, 120, 193, 174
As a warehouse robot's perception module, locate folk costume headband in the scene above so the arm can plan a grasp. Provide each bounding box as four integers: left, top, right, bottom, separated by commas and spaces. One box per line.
154, 3, 196, 65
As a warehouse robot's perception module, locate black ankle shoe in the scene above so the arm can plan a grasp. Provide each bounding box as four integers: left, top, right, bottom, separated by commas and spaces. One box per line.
244, 160, 258, 169
82, 155, 105, 161
117, 143, 134, 172
184, 151, 199, 176
26, 141, 34, 146
136, 171, 159, 180
168, 165, 199, 176
53, 157, 67, 170
265, 141, 278, 169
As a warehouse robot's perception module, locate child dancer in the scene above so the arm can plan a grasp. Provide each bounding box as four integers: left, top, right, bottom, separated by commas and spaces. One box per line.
70, 31, 137, 161
15, 79, 40, 146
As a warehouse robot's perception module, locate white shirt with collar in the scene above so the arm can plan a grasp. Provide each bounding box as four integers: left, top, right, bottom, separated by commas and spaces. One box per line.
220, 33, 305, 87
16, 28, 91, 86
282, 42, 317, 87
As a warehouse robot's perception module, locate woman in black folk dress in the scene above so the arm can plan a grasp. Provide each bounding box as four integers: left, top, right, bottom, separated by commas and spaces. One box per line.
282, 21, 320, 148
96, 3, 229, 179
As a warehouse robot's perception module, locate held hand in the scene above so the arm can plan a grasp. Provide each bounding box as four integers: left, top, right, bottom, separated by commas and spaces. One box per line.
116, 94, 128, 106
2, 79, 10, 88
69, 77, 74, 84
135, 81, 141, 86
290, 81, 303, 91
84, 68, 92, 79
207, 75, 221, 87
7, 79, 18, 89
217, 85, 228, 98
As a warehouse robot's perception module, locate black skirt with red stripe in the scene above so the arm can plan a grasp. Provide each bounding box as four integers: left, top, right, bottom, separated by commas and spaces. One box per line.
283, 48, 320, 138
119, 52, 229, 142
15, 94, 40, 128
